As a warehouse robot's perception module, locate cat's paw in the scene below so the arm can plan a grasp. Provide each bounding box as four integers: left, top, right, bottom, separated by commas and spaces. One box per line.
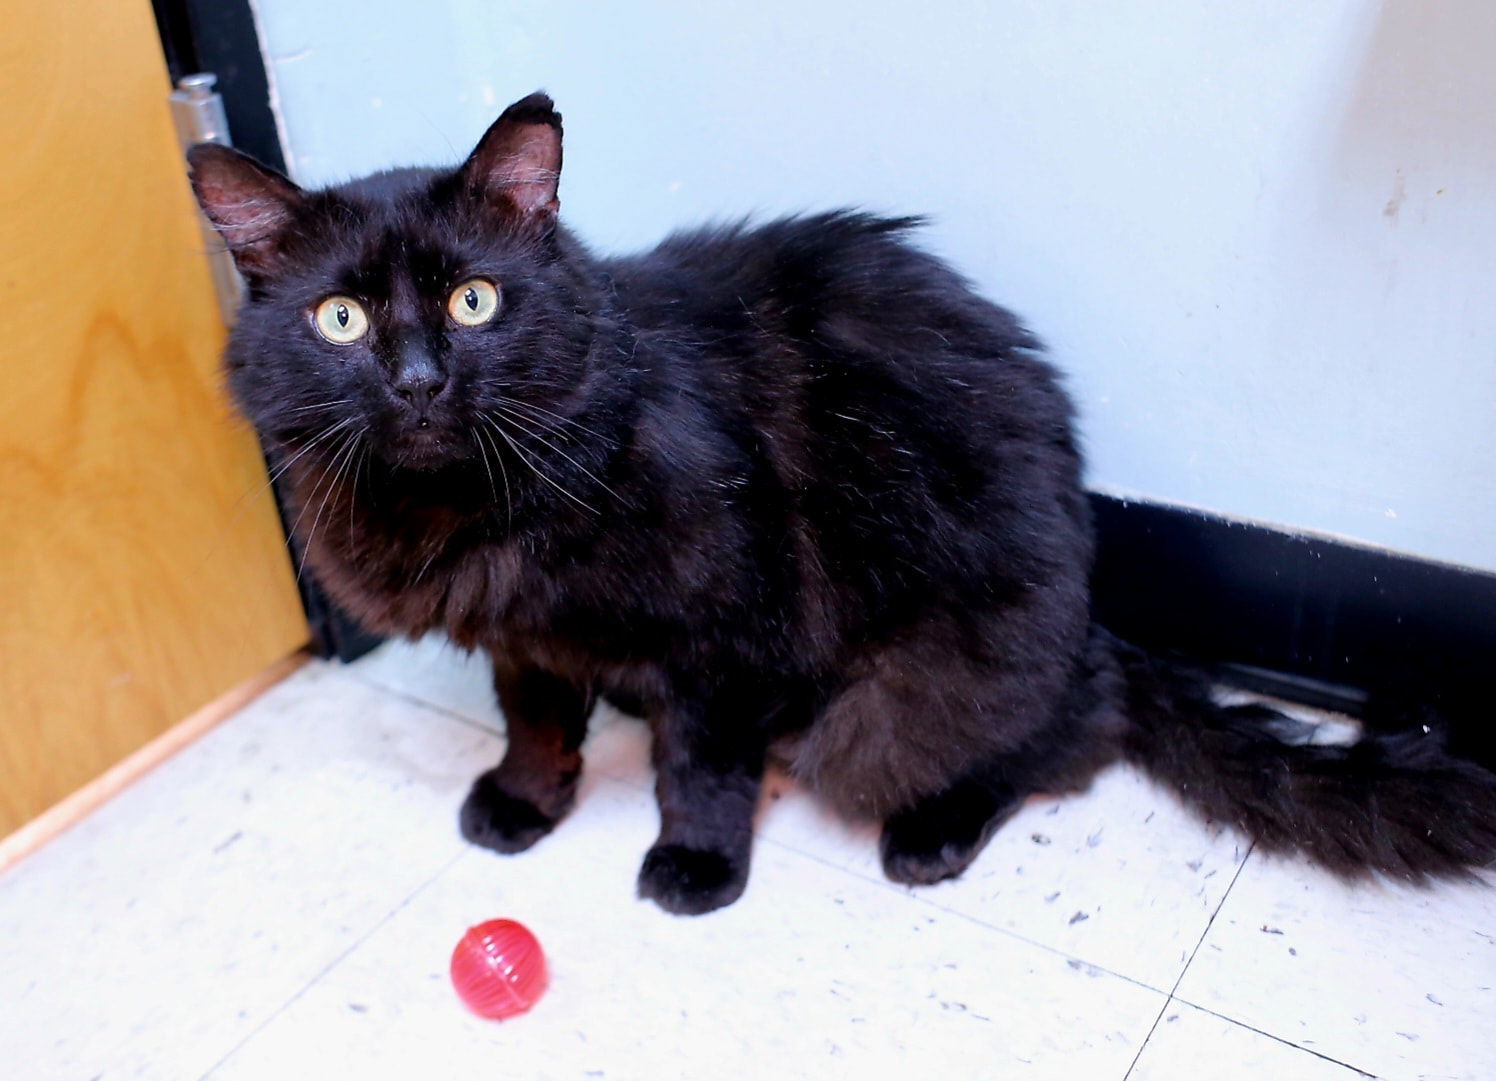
879, 811, 997, 887
459, 774, 562, 854
636, 843, 748, 915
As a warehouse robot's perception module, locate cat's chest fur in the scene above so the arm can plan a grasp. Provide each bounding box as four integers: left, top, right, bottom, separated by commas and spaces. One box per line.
287, 460, 718, 682
295, 486, 526, 644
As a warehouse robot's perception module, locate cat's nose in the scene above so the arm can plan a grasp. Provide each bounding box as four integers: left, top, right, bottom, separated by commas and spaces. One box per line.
391, 342, 447, 420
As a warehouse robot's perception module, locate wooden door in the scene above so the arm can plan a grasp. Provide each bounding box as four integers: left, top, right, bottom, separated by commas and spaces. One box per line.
0, 1, 309, 837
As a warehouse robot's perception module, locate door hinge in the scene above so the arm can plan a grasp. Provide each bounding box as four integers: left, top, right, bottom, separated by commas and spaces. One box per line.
169, 73, 244, 325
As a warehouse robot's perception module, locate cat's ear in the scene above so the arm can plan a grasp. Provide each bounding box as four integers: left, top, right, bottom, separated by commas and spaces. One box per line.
186, 144, 305, 278
460, 92, 562, 224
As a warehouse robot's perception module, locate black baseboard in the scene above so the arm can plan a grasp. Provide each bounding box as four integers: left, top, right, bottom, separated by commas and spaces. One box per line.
1089, 493, 1495, 766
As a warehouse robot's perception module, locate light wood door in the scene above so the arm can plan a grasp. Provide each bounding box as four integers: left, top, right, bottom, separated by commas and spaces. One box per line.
0, 1, 309, 836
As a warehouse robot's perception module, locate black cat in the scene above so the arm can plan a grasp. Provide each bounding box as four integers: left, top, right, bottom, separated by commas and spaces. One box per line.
188, 92, 1495, 914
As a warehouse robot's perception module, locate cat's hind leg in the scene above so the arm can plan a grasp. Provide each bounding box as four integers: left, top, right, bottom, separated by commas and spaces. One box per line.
879, 629, 1126, 885
876, 705, 1121, 885
460, 657, 595, 855
795, 619, 1123, 887
878, 767, 1025, 886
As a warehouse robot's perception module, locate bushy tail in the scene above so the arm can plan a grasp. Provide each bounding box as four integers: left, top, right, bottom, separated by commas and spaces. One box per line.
1110, 635, 1496, 883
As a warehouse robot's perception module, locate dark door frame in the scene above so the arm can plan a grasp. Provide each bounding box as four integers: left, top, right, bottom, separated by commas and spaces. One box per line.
153, 0, 384, 662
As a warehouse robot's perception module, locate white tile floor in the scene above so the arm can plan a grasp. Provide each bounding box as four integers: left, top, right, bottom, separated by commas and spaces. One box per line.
2, 636, 1491, 1081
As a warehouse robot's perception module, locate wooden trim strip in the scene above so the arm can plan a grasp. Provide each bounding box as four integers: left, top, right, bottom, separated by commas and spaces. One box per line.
0, 649, 311, 874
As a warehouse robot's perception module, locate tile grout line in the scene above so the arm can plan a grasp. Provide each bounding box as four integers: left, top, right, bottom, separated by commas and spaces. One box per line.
754, 827, 1178, 998
345, 668, 638, 746
341, 671, 505, 736
1165, 999, 1379, 1079
190, 662, 1466, 1079
346, 672, 640, 784
195, 848, 472, 1081
593, 769, 1249, 1001
336, 674, 1327, 1064
1120, 841, 1256, 1081
320, 686, 1273, 1019
346, 655, 1208, 1003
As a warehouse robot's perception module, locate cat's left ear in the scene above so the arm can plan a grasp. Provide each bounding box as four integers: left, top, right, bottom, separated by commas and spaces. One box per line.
460, 91, 562, 224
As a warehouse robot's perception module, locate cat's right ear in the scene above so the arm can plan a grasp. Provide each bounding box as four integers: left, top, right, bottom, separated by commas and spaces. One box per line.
186, 144, 305, 280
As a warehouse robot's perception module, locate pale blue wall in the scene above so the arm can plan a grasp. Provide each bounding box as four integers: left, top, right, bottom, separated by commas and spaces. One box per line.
248, 0, 1496, 571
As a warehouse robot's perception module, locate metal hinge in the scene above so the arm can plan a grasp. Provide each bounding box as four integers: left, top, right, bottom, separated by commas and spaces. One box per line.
169, 73, 244, 325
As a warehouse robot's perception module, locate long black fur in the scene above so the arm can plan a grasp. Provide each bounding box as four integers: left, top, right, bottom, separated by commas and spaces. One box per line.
1113, 636, 1496, 881
188, 92, 1496, 914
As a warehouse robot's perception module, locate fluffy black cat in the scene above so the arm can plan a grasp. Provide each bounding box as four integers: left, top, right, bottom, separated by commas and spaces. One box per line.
189, 92, 1496, 915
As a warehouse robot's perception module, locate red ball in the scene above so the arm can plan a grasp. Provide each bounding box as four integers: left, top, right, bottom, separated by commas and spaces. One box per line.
449, 919, 549, 1021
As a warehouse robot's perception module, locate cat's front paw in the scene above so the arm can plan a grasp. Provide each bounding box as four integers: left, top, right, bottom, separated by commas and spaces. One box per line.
459, 773, 562, 854
636, 843, 748, 915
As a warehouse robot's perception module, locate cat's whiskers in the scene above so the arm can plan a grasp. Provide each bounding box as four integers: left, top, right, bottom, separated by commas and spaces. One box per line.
412, 539, 444, 584
294, 427, 365, 584
491, 400, 578, 445
347, 442, 371, 534
284, 426, 359, 544
266, 417, 359, 488
196, 417, 362, 574
281, 398, 353, 416
282, 437, 344, 554
470, 424, 500, 504
473, 423, 513, 530
219, 416, 357, 544
480, 415, 597, 515
493, 394, 618, 447
488, 405, 629, 507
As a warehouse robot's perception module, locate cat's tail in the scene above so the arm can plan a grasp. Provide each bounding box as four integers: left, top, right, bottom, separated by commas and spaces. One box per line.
1108, 632, 1496, 882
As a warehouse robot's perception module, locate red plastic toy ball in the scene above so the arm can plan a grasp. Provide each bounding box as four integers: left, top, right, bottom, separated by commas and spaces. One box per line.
449, 919, 549, 1021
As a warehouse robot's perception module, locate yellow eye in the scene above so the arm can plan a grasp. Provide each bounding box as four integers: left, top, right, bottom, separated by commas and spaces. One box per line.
313, 296, 369, 344
448, 279, 501, 326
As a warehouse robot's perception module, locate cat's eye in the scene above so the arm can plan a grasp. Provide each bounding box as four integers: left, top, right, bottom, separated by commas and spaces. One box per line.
447, 279, 501, 326
312, 296, 369, 344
